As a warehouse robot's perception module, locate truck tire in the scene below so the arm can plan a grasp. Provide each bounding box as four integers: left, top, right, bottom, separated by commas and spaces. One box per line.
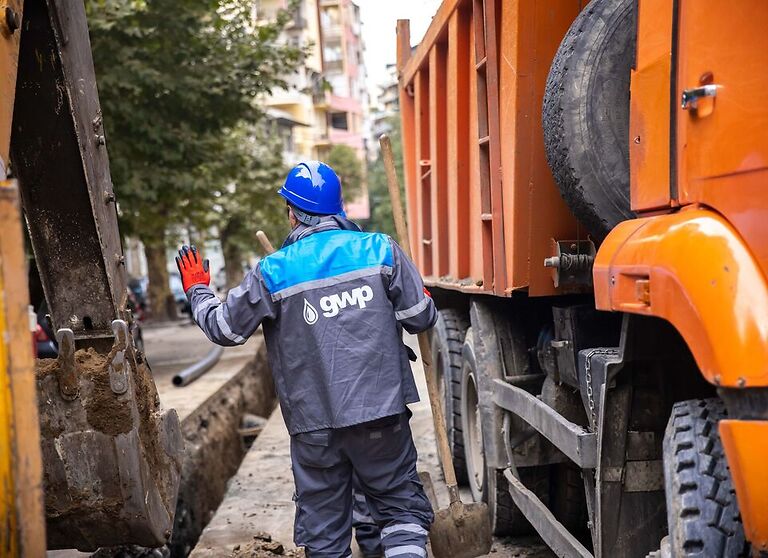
663, 399, 749, 558
552, 463, 590, 542
542, 0, 636, 238
461, 328, 547, 535
431, 309, 470, 485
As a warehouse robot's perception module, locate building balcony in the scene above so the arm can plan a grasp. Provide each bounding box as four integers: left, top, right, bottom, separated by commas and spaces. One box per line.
328, 128, 364, 150
324, 59, 344, 73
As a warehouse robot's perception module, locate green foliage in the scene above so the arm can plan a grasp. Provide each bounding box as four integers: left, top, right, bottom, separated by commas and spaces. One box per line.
209, 121, 291, 256
366, 117, 404, 238
86, 0, 305, 242
325, 144, 363, 201
85, 0, 304, 313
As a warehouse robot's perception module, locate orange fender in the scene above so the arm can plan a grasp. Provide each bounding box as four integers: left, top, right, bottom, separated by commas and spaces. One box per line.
594, 207, 768, 387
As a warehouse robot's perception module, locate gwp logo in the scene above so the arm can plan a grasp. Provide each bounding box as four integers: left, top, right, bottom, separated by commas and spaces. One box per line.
319, 285, 374, 318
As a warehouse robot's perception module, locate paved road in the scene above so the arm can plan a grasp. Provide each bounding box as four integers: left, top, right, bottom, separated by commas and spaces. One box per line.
142, 318, 261, 422
142, 319, 215, 380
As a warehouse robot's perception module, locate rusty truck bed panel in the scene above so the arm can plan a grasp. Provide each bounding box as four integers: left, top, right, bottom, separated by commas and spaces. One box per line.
398, 0, 582, 297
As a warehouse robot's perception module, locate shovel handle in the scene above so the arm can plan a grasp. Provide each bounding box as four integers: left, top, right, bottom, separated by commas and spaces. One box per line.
379, 135, 460, 497
257, 230, 276, 255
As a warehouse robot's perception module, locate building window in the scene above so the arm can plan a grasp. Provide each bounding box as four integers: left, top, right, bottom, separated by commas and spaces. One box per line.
321, 6, 340, 27
278, 124, 295, 154
330, 112, 348, 130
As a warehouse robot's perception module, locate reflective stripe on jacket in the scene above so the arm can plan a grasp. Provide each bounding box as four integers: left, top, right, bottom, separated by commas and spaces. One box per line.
187, 220, 437, 434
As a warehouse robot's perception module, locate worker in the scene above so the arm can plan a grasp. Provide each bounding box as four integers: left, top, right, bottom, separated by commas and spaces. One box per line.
177, 160, 435, 558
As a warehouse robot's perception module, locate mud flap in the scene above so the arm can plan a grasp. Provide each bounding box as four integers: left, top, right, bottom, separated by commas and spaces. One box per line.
38, 322, 183, 550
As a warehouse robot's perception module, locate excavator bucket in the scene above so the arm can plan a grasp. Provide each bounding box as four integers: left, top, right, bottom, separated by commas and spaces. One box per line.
38, 323, 183, 550
9, 0, 184, 550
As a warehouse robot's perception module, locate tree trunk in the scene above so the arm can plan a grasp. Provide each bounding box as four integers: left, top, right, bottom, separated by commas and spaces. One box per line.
143, 235, 175, 321
221, 229, 244, 290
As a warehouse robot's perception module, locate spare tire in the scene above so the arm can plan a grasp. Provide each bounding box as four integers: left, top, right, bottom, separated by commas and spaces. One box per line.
542, 0, 636, 238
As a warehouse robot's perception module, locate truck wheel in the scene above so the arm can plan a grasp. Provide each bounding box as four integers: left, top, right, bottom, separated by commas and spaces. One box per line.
663, 399, 749, 557
552, 463, 590, 542
542, 0, 636, 238
461, 328, 544, 535
431, 309, 470, 485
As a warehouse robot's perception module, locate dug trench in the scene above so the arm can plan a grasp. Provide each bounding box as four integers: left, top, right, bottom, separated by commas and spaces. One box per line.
169, 341, 277, 557
38, 335, 281, 557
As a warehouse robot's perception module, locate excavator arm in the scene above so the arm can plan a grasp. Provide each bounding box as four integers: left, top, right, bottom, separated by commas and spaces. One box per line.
4, 0, 183, 550
12, 0, 126, 346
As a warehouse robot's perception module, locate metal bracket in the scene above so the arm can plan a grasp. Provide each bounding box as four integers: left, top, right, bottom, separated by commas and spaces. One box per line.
544, 239, 596, 289
54, 328, 79, 400
577, 348, 622, 428
108, 320, 131, 394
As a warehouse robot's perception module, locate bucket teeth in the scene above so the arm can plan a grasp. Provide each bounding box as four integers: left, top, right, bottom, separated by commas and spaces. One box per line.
54, 328, 79, 400
108, 320, 130, 395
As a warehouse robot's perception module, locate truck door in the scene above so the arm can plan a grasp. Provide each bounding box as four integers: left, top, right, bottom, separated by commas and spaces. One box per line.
675, 0, 768, 273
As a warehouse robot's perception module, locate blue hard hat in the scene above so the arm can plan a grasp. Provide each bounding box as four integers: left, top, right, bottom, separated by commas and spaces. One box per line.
278, 160, 344, 216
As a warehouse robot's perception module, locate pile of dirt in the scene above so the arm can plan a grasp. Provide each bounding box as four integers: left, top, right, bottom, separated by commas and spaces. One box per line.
230, 533, 303, 558
132, 354, 173, 503
36, 347, 133, 436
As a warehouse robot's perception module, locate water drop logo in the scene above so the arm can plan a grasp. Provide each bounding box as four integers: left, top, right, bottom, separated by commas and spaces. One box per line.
303, 298, 319, 325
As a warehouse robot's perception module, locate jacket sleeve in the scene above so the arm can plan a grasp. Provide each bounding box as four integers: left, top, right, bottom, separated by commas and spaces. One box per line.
386, 238, 438, 334
187, 265, 276, 346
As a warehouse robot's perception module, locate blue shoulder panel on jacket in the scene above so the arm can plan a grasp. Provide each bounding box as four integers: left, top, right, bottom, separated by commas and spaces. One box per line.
259, 230, 393, 294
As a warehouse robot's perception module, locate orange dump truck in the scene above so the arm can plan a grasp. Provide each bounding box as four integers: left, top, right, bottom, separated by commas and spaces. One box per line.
397, 1, 768, 556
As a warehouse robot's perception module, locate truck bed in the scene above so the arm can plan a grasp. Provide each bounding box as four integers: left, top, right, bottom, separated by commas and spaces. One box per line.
398, 0, 584, 296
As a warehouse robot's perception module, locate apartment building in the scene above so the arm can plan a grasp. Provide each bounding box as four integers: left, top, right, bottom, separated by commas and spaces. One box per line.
256, 0, 370, 218
255, 0, 327, 160
370, 63, 399, 153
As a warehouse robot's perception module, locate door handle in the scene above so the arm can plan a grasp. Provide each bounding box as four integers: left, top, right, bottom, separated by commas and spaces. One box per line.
681, 84, 718, 110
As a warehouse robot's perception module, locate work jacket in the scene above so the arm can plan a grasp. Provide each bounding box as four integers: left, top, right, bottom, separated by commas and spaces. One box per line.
187, 218, 437, 435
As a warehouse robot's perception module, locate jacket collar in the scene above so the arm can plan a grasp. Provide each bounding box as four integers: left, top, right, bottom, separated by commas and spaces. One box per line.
281, 215, 362, 248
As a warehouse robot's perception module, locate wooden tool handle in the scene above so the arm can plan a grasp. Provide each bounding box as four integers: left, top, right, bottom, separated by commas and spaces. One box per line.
256, 230, 275, 255
379, 134, 459, 496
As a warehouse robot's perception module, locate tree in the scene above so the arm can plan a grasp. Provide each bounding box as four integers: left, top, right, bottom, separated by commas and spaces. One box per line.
86, 0, 304, 318
325, 144, 363, 201
366, 117, 404, 238
207, 122, 291, 288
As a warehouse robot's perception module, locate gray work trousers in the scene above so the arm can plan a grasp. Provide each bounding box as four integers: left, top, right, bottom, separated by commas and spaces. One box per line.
291, 411, 434, 558
352, 475, 382, 557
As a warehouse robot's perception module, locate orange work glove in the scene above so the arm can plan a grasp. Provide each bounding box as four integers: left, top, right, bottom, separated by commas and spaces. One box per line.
175, 245, 210, 293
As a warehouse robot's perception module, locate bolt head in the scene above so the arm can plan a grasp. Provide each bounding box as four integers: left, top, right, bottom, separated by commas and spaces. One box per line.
737, 377, 746, 388
544, 256, 560, 268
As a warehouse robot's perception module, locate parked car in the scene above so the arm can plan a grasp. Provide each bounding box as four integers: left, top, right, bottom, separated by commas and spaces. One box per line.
169, 272, 191, 316
34, 304, 57, 359
127, 276, 148, 315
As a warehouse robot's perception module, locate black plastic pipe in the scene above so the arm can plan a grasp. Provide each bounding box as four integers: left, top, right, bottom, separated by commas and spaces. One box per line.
172, 345, 225, 387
